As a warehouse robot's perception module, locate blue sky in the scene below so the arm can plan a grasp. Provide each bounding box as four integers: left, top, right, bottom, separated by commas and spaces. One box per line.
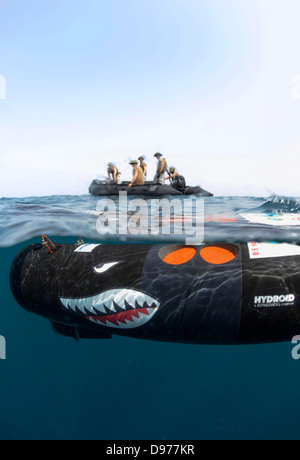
0, 0, 300, 196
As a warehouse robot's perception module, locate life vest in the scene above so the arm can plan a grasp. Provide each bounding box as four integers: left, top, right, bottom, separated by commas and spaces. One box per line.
133, 166, 145, 185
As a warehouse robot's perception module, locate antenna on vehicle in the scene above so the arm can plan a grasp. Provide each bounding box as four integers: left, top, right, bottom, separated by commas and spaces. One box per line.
41, 234, 56, 254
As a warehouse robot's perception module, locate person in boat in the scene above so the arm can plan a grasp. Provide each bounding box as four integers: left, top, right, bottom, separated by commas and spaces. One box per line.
166, 167, 186, 191
138, 156, 147, 178
153, 152, 169, 185
128, 160, 145, 187
107, 163, 121, 184
166, 167, 179, 181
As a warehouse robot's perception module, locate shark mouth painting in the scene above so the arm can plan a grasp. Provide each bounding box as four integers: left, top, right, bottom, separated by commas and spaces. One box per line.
60, 289, 160, 329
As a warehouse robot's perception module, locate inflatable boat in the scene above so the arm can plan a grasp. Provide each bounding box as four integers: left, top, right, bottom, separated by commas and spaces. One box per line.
89, 180, 213, 197
10, 239, 300, 345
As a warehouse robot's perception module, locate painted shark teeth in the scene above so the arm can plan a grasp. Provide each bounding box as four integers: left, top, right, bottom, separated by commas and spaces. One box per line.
60, 289, 160, 329
87, 306, 159, 329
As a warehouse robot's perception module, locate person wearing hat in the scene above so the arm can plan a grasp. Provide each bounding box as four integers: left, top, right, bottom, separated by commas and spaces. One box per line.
166, 167, 179, 182
128, 160, 145, 188
138, 156, 147, 178
166, 166, 186, 192
153, 152, 169, 185
107, 163, 121, 184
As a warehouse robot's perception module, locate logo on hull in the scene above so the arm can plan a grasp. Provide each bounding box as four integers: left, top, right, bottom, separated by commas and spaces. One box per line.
251, 291, 296, 311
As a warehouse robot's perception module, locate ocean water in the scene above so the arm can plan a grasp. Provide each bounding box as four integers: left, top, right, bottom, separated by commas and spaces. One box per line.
1, 193, 300, 440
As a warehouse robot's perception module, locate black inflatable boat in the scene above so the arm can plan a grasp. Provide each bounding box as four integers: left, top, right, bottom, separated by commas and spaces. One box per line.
89, 180, 213, 197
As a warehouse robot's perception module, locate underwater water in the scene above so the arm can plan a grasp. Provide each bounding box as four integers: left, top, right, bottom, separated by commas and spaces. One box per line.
1, 194, 300, 440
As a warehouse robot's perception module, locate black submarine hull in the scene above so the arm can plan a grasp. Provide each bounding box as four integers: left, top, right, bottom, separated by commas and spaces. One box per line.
9, 241, 300, 344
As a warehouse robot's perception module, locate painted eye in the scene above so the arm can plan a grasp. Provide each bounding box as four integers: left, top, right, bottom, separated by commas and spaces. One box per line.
93, 262, 119, 274
200, 244, 239, 265
159, 245, 197, 265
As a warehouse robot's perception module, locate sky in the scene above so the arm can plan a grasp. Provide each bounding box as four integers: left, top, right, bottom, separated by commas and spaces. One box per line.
0, 0, 300, 197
